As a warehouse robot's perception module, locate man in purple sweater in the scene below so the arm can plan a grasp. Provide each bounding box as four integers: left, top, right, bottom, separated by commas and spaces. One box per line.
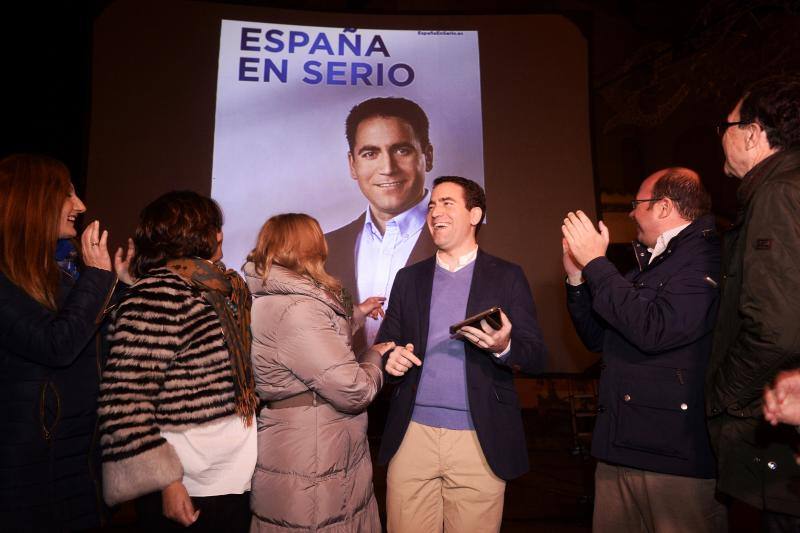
375, 176, 547, 532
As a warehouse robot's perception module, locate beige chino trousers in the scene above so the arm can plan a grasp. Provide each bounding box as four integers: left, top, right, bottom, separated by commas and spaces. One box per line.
387, 421, 506, 533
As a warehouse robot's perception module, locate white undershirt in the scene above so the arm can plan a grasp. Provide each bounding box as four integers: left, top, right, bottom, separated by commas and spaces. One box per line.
647, 222, 691, 264
161, 414, 257, 497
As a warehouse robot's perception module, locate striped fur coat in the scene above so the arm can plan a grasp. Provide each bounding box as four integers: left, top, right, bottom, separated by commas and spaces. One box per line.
98, 268, 239, 506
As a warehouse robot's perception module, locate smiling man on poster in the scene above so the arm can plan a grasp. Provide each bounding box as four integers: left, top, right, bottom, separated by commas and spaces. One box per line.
326, 97, 437, 352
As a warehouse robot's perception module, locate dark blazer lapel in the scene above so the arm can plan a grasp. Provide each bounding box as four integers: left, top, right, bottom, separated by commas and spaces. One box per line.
324, 213, 364, 299
465, 249, 498, 317
415, 257, 436, 359
342, 214, 363, 297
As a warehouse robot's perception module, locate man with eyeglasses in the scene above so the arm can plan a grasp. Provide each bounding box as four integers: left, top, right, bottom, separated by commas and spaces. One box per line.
706, 75, 800, 530
561, 168, 725, 532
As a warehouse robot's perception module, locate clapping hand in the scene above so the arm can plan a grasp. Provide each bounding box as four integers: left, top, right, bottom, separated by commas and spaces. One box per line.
561, 211, 609, 268
562, 238, 584, 286
114, 237, 136, 285
80, 220, 112, 272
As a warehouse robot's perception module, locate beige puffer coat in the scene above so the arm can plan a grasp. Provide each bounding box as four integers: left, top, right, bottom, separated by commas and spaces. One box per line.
244, 263, 383, 533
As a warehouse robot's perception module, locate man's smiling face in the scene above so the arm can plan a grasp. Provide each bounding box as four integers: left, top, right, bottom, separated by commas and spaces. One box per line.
348, 115, 432, 221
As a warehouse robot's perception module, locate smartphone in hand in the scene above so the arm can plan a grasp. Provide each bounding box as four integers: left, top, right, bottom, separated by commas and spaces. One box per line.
449, 306, 502, 335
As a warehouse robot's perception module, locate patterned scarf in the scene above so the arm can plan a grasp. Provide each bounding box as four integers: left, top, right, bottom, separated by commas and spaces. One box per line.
166, 258, 258, 426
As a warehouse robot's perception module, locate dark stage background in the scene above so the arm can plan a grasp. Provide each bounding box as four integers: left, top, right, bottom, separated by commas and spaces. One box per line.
5, 1, 799, 531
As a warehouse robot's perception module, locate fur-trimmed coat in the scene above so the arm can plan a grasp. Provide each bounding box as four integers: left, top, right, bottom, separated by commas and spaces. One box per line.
98, 268, 241, 506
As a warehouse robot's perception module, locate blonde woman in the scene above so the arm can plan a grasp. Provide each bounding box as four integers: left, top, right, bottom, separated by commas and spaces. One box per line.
244, 213, 392, 532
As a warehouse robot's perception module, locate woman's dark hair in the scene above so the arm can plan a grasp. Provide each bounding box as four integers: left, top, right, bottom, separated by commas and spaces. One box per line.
131, 190, 223, 277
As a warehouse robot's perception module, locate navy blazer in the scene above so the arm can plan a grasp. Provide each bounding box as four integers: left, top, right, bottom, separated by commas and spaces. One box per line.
375, 249, 546, 480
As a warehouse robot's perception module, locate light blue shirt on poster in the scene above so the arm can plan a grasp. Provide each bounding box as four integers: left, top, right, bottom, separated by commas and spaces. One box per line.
356, 190, 430, 346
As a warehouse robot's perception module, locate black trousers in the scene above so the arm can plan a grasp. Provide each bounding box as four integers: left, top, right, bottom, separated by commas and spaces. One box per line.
135, 490, 251, 532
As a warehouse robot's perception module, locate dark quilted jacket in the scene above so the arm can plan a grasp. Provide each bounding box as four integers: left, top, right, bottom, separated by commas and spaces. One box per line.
0, 267, 115, 531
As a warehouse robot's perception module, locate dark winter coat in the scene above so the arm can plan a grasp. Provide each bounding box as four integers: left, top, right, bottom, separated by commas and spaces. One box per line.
706, 148, 800, 515
0, 267, 116, 531
567, 214, 720, 478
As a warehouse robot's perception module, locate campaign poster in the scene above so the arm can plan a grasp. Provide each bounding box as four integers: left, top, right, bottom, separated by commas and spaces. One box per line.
211, 20, 484, 272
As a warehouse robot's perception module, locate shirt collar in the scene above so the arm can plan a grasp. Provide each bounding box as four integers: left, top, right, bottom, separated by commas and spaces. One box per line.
648, 222, 690, 263
363, 189, 430, 238
436, 246, 479, 272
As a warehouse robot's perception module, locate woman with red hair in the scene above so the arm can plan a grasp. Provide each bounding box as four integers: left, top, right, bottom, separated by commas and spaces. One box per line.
0, 154, 132, 530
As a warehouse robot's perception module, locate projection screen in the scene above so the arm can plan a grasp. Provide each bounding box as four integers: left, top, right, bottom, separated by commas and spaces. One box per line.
86, 0, 597, 372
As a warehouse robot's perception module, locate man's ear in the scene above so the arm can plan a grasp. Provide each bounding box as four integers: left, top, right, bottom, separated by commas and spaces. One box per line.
348, 152, 357, 180
745, 123, 767, 151
657, 198, 674, 219
469, 206, 483, 226
424, 144, 434, 172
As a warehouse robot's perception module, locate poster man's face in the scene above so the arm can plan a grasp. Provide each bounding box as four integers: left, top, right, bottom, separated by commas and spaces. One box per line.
348, 116, 433, 220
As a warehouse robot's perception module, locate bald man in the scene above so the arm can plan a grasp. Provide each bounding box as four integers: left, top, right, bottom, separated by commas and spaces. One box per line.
561, 168, 726, 533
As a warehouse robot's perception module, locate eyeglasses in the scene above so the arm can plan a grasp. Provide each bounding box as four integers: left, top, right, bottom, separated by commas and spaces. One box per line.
716, 121, 749, 136
631, 198, 664, 210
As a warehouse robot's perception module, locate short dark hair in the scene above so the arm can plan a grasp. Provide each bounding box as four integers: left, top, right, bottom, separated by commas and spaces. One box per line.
650, 168, 711, 221
345, 97, 430, 151
739, 75, 800, 150
131, 190, 223, 277
432, 176, 486, 235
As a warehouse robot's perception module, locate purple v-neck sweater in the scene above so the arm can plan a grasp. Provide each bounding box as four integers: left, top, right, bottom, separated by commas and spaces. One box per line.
411, 261, 475, 430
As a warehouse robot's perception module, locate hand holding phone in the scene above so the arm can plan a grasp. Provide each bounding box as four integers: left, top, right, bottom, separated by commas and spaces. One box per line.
449, 306, 502, 335
451, 307, 512, 354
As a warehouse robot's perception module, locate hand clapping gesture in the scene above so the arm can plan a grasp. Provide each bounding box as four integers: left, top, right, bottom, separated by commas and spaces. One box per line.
80, 220, 112, 272
80, 221, 136, 284
561, 210, 610, 268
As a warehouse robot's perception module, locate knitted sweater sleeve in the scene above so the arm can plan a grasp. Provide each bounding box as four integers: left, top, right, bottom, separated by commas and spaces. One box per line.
97, 275, 188, 506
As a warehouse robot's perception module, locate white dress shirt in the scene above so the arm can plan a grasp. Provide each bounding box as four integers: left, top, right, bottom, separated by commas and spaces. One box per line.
648, 222, 691, 264
356, 190, 430, 345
